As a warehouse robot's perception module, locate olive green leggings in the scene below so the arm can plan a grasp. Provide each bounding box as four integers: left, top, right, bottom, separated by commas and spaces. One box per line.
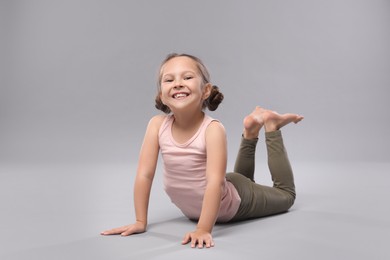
226, 130, 296, 222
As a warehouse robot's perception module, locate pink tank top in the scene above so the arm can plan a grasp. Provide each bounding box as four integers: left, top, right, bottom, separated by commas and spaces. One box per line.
158, 114, 241, 222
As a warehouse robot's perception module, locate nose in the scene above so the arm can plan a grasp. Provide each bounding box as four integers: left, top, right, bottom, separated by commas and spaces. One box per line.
173, 79, 184, 89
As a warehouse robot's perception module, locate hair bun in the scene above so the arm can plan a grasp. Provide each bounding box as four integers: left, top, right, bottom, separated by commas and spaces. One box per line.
206, 85, 224, 111
155, 94, 171, 113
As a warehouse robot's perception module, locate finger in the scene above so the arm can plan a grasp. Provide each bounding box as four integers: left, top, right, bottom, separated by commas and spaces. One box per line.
205, 238, 214, 248
121, 228, 135, 236
101, 227, 125, 235
191, 237, 197, 248
198, 239, 204, 249
182, 233, 191, 245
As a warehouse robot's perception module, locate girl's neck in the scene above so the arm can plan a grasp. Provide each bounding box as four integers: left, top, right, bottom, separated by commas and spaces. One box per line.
172, 110, 205, 130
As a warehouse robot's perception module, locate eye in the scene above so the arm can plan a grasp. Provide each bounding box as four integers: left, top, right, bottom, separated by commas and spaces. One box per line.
184, 76, 193, 80
163, 78, 173, 83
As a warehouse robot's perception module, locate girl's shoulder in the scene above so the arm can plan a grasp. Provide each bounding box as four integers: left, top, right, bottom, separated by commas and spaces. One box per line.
204, 115, 225, 130
205, 119, 226, 136
204, 115, 226, 141
147, 114, 170, 132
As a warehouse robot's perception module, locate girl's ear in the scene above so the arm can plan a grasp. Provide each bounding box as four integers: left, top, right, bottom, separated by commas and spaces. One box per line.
203, 83, 212, 100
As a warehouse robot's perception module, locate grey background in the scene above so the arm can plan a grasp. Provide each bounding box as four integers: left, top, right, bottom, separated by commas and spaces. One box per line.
1, 0, 389, 164
1, 0, 390, 259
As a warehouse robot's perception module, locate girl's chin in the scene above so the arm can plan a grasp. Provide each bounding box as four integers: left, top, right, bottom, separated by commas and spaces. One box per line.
168, 103, 197, 111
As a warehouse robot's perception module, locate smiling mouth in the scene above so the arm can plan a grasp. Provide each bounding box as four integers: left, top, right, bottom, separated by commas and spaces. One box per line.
172, 93, 189, 99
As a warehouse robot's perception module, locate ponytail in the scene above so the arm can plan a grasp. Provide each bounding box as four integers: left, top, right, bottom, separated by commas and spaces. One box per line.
204, 85, 224, 111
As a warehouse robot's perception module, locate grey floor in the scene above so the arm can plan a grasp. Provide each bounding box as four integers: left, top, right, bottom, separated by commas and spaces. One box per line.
1, 161, 389, 260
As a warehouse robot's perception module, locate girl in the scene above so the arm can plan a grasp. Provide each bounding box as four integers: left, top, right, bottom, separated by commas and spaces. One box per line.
101, 53, 304, 248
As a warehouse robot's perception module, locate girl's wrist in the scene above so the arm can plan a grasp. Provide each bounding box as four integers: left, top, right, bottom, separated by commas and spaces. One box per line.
196, 225, 212, 233
136, 220, 147, 228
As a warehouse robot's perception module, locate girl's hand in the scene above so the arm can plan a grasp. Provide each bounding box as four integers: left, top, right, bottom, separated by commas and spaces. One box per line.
182, 229, 215, 248
100, 221, 146, 236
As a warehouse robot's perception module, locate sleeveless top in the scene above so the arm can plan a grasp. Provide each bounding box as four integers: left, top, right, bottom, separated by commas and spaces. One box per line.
158, 114, 241, 222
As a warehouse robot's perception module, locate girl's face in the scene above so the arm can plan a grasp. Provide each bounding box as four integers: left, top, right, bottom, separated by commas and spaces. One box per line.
159, 56, 210, 114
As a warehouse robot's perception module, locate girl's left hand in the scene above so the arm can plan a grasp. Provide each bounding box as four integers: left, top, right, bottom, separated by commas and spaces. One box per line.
182, 229, 215, 248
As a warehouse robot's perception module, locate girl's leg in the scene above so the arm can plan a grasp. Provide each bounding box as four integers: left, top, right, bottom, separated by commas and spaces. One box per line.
232, 107, 264, 181
227, 107, 303, 222
266, 130, 295, 198
232, 106, 301, 182
232, 137, 258, 182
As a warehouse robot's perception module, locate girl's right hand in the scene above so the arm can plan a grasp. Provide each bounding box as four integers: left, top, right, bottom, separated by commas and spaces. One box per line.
100, 221, 146, 236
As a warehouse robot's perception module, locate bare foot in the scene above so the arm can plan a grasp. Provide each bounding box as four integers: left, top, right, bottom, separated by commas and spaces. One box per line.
262, 110, 304, 132
243, 106, 265, 139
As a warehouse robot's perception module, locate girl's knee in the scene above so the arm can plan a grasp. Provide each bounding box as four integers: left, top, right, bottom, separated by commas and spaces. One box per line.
277, 186, 295, 207
276, 189, 295, 210
285, 191, 296, 209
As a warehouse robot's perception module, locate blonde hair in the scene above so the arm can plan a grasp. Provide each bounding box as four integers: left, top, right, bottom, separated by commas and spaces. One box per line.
155, 53, 224, 113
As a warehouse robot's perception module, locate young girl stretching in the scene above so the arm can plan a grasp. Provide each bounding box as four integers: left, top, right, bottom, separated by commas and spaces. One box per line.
101, 53, 304, 248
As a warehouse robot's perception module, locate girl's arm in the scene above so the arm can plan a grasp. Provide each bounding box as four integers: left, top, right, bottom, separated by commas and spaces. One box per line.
182, 121, 227, 248
101, 115, 164, 236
